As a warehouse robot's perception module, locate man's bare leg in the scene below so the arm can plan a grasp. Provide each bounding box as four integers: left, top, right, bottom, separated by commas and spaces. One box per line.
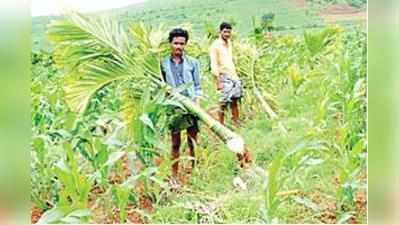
187, 126, 198, 172
218, 104, 226, 125
171, 131, 181, 177
231, 98, 240, 126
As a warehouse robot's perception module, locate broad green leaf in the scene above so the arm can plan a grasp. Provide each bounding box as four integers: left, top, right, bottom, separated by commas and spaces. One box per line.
37, 207, 67, 224
103, 151, 125, 168
139, 113, 155, 131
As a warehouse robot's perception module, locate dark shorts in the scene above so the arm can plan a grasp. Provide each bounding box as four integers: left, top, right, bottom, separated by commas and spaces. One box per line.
168, 107, 199, 133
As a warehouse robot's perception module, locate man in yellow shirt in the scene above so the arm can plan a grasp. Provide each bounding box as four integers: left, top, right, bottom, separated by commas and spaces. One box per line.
210, 22, 242, 126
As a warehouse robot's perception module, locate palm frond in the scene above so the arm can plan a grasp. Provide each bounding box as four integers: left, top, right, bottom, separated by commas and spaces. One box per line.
47, 13, 140, 114
63, 59, 133, 114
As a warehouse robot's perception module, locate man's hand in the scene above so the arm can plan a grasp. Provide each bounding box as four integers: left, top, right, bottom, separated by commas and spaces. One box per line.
216, 76, 223, 91
165, 86, 172, 96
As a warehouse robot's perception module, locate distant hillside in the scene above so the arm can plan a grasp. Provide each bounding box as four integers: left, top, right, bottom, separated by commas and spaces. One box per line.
32, 0, 366, 50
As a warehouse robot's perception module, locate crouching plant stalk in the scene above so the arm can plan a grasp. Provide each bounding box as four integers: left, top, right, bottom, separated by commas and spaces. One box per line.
235, 41, 287, 134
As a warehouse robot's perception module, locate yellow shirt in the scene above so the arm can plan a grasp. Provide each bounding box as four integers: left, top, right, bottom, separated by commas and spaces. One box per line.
209, 38, 238, 79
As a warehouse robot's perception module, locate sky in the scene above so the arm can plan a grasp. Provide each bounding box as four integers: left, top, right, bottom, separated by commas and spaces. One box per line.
31, 0, 147, 17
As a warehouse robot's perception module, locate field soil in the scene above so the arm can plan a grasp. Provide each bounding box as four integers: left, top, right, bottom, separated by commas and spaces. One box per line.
319, 3, 367, 23
292, 0, 307, 8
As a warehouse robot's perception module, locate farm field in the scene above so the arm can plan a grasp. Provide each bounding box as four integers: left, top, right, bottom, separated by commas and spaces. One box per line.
31, 0, 367, 224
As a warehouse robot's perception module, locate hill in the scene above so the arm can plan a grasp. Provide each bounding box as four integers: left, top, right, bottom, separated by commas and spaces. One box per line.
32, 0, 366, 50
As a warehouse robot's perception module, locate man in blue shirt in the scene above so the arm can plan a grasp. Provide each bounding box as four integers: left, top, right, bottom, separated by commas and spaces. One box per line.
161, 28, 202, 179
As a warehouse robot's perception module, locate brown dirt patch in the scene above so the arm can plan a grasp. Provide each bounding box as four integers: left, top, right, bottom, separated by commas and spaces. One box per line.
321, 4, 362, 15
354, 190, 367, 217
127, 204, 146, 224
31, 203, 44, 224
109, 204, 147, 224
319, 3, 367, 23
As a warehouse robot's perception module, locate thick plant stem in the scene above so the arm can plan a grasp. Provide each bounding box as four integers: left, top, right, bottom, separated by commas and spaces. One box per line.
171, 90, 245, 154
253, 87, 287, 135
253, 87, 277, 119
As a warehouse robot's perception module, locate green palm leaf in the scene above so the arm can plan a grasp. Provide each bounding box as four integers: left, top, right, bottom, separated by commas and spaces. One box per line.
48, 13, 138, 114
63, 59, 133, 114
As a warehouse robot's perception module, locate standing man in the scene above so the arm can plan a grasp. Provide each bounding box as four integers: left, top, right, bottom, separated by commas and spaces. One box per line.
210, 22, 242, 127
210, 22, 251, 168
161, 28, 202, 180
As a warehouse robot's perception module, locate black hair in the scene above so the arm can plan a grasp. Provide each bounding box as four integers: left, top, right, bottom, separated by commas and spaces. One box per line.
168, 28, 189, 43
219, 22, 232, 31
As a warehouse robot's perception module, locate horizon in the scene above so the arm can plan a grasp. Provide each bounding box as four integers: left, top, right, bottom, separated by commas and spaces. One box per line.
31, 0, 148, 17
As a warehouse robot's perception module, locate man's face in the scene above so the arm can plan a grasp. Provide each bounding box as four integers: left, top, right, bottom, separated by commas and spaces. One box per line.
170, 36, 186, 56
220, 28, 232, 41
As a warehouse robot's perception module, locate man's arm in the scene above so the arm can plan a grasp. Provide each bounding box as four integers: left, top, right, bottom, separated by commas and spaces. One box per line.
209, 45, 223, 90
210, 45, 219, 77
160, 62, 172, 96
